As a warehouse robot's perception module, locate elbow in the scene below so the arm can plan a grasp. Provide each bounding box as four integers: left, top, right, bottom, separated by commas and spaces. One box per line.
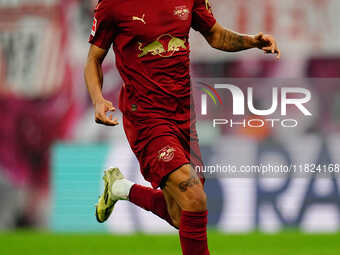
205, 30, 219, 50
207, 32, 232, 52
209, 40, 220, 50
206, 32, 219, 50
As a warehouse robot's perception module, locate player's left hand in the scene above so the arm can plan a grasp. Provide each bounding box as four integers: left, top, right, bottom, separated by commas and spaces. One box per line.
94, 98, 119, 126
254, 32, 281, 59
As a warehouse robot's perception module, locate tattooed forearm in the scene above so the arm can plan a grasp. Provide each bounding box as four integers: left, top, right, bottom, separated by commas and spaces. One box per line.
178, 170, 200, 192
214, 29, 256, 52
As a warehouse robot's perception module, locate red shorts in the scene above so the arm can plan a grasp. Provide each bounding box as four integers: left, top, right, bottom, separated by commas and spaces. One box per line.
122, 116, 203, 188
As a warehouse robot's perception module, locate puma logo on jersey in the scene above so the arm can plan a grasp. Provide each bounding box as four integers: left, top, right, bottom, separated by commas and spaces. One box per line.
132, 14, 146, 24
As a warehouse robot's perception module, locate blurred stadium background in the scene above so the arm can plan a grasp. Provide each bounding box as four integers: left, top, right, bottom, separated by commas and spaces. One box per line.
0, 0, 340, 254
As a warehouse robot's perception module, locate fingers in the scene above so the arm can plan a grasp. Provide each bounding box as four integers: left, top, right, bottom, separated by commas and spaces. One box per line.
262, 45, 274, 52
264, 49, 281, 59
260, 34, 281, 59
104, 100, 115, 112
275, 47, 281, 59
107, 103, 115, 112
95, 112, 119, 126
94, 99, 119, 126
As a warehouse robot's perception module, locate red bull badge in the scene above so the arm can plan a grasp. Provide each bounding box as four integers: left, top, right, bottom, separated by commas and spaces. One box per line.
174, 6, 190, 21
158, 146, 176, 162
137, 34, 187, 58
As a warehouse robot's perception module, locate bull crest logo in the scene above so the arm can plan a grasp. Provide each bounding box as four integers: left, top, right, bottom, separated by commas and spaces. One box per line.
174, 6, 190, 21
158, 146, 176, 162
137, 34, 187, 58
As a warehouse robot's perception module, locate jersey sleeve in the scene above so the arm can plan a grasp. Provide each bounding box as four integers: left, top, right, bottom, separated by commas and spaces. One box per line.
191, 0, 216, 34
88, 0, 116, 49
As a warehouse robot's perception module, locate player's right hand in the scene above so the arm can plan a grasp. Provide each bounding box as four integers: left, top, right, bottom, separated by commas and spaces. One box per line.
94, 98, 119, 126
254, 32, 281, 59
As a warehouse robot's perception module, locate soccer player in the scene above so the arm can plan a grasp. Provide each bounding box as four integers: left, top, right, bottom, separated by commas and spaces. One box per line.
84, 0, 280, 254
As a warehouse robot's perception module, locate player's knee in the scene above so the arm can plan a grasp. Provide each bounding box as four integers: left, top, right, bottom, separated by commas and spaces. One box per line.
167, 164, 207, 212
189, 189, 207, 211
182, 186, 207, 212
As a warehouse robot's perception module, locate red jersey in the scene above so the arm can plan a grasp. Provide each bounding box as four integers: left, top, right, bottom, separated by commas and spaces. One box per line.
89, 0, 216, 121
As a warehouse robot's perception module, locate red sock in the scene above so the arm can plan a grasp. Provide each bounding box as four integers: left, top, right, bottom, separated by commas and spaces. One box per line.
128, 184, 174, 227
179, 211, 210, 255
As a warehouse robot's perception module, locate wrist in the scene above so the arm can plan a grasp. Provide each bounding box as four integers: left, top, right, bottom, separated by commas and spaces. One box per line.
248, 35, 259, 48
92, 95, 105, 105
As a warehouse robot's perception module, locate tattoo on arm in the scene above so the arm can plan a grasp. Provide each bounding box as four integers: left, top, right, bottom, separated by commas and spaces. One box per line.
178, 170, 200, 192
216, 29, 254, 52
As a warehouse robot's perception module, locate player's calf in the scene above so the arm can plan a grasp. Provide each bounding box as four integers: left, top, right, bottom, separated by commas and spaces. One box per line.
163, 164, 210, 255
162, 189, 181, 228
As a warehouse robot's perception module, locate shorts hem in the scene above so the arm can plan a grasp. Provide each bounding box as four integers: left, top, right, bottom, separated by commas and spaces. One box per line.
158, 162, 191, 189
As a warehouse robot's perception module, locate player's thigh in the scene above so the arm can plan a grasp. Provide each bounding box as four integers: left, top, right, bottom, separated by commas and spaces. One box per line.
163, 164, 207, 212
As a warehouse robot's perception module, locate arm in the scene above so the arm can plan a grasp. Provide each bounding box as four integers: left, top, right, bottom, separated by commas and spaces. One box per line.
204, 22, 281, 59
84, 44, 118, 126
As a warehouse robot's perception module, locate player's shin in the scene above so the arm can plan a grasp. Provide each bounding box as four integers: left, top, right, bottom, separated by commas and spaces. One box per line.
179, 210, 210, 255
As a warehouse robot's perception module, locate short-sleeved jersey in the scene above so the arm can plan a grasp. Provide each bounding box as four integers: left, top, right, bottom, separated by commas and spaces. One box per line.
89, 0, 216, 120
